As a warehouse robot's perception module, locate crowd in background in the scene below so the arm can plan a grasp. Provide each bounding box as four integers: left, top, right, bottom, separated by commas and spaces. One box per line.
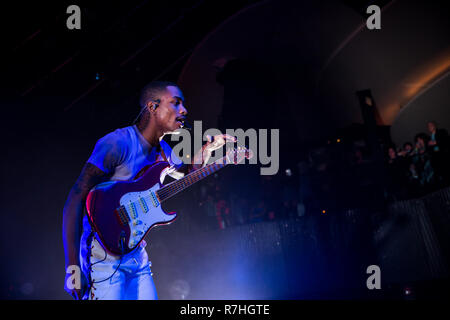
385, 121, 450, 200
193, 121, 450, 231
196, 173, 300, 230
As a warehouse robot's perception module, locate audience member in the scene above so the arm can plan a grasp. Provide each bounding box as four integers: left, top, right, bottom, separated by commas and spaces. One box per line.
427, 121, 450, 185
197, 119, 450, 229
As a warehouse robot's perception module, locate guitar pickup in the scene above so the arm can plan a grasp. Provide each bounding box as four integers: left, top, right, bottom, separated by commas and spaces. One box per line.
149, 191, 160, 207
139, 197, 149, 213
129, 202, 138, 219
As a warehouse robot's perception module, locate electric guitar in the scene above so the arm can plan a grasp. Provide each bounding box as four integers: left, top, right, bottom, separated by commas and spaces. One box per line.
85, 147, 253, 256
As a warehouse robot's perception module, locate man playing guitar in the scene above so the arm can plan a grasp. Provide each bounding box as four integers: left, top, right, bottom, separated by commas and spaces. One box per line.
62, 81, 236, 300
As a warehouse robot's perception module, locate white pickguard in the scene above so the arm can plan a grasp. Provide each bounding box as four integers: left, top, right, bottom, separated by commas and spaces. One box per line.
119, 183, 176, 249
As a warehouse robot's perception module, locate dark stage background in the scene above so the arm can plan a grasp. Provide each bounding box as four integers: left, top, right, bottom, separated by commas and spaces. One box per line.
1, 0, 449, 299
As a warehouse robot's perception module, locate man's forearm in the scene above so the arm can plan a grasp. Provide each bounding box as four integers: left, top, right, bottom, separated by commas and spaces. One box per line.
62, 162, 108, 269
192, 143, 210, 171
172, 145, 209, 175
62, 196, 84, 268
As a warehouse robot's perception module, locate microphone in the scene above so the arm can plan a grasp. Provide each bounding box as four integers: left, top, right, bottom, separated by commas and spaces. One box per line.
180, 121, 192, 131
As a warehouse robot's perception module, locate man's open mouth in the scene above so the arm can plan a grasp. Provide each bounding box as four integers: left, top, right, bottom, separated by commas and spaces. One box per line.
176, 117, 185, 125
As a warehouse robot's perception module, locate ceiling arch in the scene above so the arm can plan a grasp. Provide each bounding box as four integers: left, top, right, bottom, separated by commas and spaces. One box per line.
178, 0, 450, 144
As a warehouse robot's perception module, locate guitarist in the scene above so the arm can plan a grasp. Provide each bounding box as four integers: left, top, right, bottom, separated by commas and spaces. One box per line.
63, 81, 236, 300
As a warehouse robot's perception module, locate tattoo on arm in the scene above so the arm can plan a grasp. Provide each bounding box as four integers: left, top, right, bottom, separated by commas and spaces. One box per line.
63, 162, 109, 267
71, 163, 110, 197
101, 140, 124, 172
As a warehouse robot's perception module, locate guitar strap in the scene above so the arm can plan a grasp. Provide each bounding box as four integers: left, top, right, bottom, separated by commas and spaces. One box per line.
157, 143, 169, 163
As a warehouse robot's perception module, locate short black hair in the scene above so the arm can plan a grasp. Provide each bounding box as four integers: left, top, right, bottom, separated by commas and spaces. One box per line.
139, 81, 178, 108
403, 142, 413, 148
414, 132, 429, 144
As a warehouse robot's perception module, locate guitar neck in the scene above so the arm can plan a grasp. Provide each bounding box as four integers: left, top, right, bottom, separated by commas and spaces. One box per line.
156, 157, 228, 202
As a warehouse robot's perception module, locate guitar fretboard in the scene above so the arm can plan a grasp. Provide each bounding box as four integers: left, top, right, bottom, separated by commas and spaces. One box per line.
156, 157, 228, 202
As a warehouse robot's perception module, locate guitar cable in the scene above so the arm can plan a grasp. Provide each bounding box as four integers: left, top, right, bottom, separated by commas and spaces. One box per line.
131, 100, 160, 125
89, 235, 126, 284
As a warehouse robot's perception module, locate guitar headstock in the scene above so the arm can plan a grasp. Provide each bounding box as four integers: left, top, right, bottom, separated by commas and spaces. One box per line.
225, 146, 254, 165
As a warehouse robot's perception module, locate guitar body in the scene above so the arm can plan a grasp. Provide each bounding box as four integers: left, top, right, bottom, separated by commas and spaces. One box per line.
85, 161, 177, 256
85, 147, 253, 256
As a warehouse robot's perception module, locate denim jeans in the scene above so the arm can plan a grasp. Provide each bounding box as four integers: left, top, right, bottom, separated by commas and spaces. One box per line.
80, 234, 157, 300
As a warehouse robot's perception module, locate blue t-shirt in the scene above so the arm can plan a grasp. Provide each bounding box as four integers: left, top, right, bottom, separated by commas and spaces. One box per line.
81, 125, 183, 256
87, 125, 182, 181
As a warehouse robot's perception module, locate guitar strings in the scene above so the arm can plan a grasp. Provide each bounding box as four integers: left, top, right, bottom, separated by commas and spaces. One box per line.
158, 149, 242, 200
156, 161, 225, 201
121, 158, 227, 215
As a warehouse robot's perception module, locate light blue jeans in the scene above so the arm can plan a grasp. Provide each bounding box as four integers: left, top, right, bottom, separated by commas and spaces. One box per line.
80, 234, 157, 300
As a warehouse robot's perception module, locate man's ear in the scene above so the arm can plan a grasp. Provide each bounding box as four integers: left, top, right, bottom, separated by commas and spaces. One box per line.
149, 101, 160, 111
147, 102, 156, 113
